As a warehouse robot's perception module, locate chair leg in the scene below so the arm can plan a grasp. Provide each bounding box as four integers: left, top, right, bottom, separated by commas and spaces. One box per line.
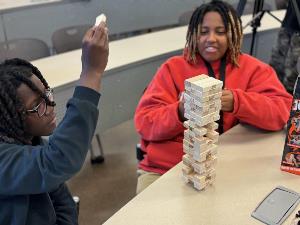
73, 196, 80, 215
90, 133, 105, 164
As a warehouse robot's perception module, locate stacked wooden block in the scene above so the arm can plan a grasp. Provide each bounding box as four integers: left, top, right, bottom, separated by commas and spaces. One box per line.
182, 74, 223, 191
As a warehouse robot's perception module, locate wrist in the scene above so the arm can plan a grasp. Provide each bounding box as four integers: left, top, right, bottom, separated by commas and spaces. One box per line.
79, 71, 103, 92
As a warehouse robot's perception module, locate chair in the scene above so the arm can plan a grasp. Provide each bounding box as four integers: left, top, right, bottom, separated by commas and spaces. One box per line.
297, 57, 300, 75
136, 143, 146, 161
232, 2, 272, 15
178, 10, 194, 26
89, 134, 105, 164
275, 0, 288, 10
52, 25, 91, 54
0, 38, 50, 62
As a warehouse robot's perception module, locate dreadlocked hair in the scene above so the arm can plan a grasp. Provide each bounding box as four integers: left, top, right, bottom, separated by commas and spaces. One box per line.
0, 58, 55, 144
185, 0, 243, 67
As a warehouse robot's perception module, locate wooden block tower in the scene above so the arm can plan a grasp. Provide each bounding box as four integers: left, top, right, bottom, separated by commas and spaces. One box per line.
182, 74, 223, 191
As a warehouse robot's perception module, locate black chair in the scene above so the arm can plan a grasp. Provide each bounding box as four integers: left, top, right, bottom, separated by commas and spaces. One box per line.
73, 196, 80, 214
52, 24, 91, 54
136, 143, 146, 161
0, 38, 50, 62
178, 10, 194, 26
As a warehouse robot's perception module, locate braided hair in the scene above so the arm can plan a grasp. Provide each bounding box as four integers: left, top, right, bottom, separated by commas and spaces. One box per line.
0, 58, 55, 144
185, 0, 243, 66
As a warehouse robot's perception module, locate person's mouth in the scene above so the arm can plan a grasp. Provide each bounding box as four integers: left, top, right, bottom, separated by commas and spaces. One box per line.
205, 46, 218, 53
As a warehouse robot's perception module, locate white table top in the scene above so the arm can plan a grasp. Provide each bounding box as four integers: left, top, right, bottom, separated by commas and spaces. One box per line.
104, 124, 300, 225
31, 10, 285, 89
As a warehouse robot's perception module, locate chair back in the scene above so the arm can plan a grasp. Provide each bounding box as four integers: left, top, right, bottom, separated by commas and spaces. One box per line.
52, 24, 91, 54
178, 10, 194, 26
0, 38, 50, 62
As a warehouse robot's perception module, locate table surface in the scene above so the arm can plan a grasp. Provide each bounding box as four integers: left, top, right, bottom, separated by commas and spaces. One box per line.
104, 124, 300, 225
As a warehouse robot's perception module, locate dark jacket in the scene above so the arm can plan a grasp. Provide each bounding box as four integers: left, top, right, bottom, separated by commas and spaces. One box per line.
0, 86, 100, 225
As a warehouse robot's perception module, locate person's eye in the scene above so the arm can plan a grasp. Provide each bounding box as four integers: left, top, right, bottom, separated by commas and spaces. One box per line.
216, 29, 226, 35
200, 30, 209, 35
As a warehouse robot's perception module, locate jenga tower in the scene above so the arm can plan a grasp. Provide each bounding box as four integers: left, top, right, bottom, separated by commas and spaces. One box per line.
182, 74, 223, 191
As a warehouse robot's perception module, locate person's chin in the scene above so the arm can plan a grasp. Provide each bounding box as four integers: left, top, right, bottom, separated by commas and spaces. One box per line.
43, 123, 57, 136
201, 53, 220, 63
204, 57, 219, 63
47, 116, 57, 129
49, 123, 57, 134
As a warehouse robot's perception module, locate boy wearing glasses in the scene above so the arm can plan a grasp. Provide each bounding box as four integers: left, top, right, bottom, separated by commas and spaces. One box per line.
0, 21, 108, 225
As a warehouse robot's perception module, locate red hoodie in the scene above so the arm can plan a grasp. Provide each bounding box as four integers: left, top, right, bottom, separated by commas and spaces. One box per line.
134, 53, 292, 174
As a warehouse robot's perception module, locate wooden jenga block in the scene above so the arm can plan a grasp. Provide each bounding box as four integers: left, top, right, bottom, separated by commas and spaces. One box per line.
206, 131, 219, 142
213, 114, 220, 121
185, 99, 221, 112
193, 169, 216, 191
189, 87, 222, 99
185, 74, 209, 88
183, 146, 192, 155
183, 121, 189, 129
193, 139, 210, 152
187, 90, 222, 103
193, 144, 217, 162
193, 127, 208, 137
183, 130, 191, 140
184, 102, 220, 117
185, 92, 222, 105
183, 141, 193, 155
182, 164, 193, 174
191, 78, 223, 93
182, 173, 190, 184
190, 112, 220, 127
182, 154, 195, 166
192, 174, 207, 190
205, 122, 219, 131
192, 155, 217, 175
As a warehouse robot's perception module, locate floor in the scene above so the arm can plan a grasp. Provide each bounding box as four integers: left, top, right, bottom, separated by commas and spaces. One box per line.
67, 120, 140, 225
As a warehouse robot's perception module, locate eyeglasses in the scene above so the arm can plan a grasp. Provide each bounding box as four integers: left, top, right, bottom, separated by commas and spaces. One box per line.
26, 88, 54, 117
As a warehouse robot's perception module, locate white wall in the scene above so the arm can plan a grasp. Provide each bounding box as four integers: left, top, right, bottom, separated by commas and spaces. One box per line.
0, 0, 279, 58
1, 0, 204, 47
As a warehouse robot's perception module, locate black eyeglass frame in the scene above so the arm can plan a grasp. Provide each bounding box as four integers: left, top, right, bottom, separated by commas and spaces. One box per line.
26, 88, 54, 117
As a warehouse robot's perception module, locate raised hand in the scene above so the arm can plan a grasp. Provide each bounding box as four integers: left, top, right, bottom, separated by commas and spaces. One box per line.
79, 21, 109, 92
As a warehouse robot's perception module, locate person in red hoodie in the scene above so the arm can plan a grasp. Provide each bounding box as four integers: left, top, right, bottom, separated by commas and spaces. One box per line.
134, 0, 292, 194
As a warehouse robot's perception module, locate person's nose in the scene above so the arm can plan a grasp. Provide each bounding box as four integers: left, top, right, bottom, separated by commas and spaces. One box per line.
44, 104, 54, 116
207, 31, 217, 42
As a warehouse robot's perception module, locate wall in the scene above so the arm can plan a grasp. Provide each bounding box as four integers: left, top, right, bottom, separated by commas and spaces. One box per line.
0, 0, 278, 48
1, 0, 204, 48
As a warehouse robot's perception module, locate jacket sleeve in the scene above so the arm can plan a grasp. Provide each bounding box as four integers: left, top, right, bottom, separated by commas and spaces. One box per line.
49, 183, 78, 225
0, 86, 100, 195
134, 63, 185, 141
231, 65, 292, 131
